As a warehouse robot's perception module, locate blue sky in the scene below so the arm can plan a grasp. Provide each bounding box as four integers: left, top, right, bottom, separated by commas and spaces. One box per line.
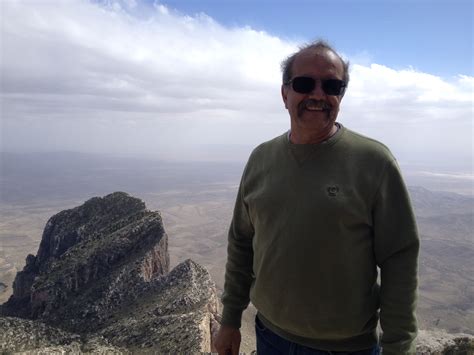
147, 0, 473, 77
1, 0, 473, 175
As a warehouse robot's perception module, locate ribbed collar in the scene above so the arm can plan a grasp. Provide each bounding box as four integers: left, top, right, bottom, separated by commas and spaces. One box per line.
285, 123, 346, 165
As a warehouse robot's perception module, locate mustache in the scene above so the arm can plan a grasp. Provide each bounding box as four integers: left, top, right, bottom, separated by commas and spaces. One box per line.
297, 99, 331, 115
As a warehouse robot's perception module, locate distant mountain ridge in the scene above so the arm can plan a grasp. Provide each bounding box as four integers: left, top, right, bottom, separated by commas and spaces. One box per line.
0, 192, 219, 352
408, 186, 474, 217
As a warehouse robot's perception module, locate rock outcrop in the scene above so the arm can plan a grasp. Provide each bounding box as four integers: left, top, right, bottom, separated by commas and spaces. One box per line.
0, 316, 127, 354
417, 330, 474, 354
1, 192, 219, 353
97, 258, 220, 352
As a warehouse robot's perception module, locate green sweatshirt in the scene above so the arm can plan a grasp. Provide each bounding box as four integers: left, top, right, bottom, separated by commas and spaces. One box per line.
221, 125, 419, 354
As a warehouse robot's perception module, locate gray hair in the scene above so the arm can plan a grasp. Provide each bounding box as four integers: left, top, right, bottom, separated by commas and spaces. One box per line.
281, 40, 350, 87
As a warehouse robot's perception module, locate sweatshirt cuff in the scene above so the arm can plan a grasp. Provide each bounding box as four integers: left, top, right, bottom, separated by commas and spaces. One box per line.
221, 306, 244, 328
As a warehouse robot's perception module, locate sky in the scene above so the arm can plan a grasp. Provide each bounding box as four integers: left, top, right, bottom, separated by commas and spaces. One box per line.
0, 0, 473, 171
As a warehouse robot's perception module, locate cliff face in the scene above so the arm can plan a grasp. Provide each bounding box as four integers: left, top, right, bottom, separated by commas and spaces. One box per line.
97, 258, 220, 352
0, 192, 219, 352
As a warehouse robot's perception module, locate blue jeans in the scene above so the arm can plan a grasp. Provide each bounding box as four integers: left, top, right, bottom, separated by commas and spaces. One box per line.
255, 315, 380, 355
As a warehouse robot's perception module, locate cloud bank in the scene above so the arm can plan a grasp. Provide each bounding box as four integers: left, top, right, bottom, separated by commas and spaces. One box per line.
1, 0, 472, 167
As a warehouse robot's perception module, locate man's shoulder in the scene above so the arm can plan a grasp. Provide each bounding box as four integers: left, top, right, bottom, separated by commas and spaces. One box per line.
342, 127, 395, 162
240, 133, 287, 178
257, 132, 287, 149
249, 132, 287, 158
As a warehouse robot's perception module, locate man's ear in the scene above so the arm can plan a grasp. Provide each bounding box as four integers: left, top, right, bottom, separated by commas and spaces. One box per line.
281, 85, 288, 109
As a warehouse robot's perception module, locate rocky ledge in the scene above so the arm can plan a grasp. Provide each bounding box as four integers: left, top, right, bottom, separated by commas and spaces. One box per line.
0, 316, 126, 354
0, 192, 219, 353
416, 329, 474, 354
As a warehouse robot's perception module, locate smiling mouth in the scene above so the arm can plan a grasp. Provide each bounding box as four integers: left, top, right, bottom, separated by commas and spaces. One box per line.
299, 99, 330, 114
305, 106, 325, 111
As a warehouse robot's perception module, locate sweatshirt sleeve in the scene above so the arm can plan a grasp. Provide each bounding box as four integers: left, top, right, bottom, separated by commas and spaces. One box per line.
373, 159, 419, 355
220, 164, 255, 328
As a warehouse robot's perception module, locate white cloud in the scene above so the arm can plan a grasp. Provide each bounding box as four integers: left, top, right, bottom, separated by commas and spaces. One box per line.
1, 0, 472, 166
1, 0, 293, 119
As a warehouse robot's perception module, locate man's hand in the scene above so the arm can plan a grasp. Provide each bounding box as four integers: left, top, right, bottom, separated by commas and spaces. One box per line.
214, 324, 241, 355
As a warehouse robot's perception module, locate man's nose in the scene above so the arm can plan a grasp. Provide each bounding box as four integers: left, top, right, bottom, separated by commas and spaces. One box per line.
308, 80, 326, 98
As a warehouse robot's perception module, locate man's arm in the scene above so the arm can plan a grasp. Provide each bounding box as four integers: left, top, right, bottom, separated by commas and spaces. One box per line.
215, 166, 255, 354
373, 159, 419, 355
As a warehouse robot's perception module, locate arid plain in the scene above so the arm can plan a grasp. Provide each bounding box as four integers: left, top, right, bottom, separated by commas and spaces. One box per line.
1, 152, 472, 352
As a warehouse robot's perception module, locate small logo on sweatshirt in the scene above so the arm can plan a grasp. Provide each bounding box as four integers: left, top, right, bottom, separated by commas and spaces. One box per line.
327, 185, 339, 197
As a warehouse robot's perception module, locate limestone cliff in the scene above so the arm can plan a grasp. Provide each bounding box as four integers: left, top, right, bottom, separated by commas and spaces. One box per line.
0, 192, 219, 353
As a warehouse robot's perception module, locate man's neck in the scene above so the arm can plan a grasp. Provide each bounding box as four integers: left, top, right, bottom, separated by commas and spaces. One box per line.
289, 123, 338, 144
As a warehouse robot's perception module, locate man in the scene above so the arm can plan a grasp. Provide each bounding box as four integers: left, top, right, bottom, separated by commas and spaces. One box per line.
214, 40, 419, 355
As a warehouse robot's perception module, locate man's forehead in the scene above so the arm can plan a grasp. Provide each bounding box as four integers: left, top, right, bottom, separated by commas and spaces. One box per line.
293, 48, 344, 73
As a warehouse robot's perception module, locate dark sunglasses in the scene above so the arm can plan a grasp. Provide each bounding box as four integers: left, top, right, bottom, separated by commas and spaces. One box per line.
286, 76, 346, 96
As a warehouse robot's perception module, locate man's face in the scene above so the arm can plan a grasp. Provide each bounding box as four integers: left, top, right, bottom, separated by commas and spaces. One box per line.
281, 49, 345, 138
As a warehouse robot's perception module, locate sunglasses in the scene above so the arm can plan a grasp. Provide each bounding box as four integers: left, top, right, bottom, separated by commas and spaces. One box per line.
286, 76, 346, 96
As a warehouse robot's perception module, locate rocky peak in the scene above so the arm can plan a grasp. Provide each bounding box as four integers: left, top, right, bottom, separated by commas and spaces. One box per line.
35, 191, 146, 267
1, 192, 219, 352
2, 192, 169, 323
